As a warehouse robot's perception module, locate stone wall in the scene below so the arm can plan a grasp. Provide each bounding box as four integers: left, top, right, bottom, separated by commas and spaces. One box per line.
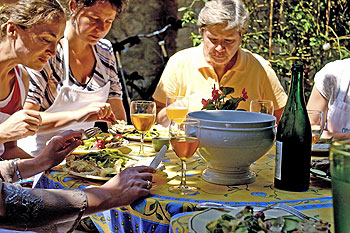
105, 0, 204, 100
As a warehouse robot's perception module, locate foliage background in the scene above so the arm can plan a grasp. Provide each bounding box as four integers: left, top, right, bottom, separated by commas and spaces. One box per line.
180, 0, 350, 100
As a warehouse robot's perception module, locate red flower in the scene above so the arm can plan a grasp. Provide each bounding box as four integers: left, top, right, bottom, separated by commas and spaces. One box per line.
201, 85, 248, 110
201, 98, 209, 106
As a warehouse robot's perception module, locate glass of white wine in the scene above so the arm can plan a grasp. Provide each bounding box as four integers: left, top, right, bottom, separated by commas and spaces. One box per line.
307, 110, 325, 144
168, 118, 200, 195
130, 100, 156, 155
166, 96, 189, 123
250, 99, 274, 115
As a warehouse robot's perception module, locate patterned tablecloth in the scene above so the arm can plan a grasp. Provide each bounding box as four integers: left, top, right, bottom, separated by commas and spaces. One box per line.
34, 144, 333, 233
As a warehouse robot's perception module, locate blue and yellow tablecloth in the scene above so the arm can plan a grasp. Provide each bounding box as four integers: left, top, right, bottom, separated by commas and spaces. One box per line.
33, 145, 333, 233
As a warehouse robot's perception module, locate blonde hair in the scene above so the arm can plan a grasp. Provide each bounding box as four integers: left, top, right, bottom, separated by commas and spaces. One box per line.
197, 0, 249, 35
0, 0, 65, 40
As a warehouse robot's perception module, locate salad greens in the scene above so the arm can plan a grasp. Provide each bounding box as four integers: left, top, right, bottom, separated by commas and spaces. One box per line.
206, 206, 300, 233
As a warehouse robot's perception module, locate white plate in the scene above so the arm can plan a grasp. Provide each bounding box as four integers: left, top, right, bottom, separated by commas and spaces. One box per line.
312, 143, 330, 152
66, 156, 163, 181
189, 207, 294, 233
125, 135, 154, 142
69, 171, 113, 181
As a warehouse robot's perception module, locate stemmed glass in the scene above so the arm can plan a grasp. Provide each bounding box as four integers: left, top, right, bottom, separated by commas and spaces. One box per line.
250, 100, 274, 115
130, 100, 156, 155
307, 110, 325, 144
168, 118, 200, 195
166, 96, 189, 123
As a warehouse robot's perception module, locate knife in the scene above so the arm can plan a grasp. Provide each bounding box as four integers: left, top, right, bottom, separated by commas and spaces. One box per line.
149, 145, 167, 169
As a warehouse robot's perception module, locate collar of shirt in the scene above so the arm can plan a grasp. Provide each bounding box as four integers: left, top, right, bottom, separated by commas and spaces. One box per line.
192, 44, 247, 83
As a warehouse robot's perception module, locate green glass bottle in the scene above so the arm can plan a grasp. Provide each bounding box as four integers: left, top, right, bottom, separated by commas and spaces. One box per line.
274, 62, 312, 191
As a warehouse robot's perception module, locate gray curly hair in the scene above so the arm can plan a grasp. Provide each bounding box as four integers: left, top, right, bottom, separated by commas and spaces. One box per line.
197, 0, 249, 36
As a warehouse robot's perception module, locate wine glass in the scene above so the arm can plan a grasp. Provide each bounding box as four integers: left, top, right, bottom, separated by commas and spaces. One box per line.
307, 110, 325, 144
168, 118, 200, 195
166, 96, 189, 123
130, 100, 156, 155
250, 100, 274, 115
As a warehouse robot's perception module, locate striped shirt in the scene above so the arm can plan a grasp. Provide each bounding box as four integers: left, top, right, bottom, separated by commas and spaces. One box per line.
26, 39, 123, 111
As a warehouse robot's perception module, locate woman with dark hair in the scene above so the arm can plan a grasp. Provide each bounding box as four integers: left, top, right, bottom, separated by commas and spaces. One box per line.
20, 0, 128, 156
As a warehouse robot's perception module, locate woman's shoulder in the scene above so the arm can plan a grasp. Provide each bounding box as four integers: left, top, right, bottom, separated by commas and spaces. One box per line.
95, 39, 113, 53
320, 59, 350, 73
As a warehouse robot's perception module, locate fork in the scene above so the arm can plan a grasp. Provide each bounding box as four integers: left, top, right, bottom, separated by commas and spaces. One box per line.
82, 127, 102, 139
269, 203, 318, 221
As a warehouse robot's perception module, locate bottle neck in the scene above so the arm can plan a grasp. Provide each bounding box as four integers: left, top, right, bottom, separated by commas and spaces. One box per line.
287, 67, 305, 106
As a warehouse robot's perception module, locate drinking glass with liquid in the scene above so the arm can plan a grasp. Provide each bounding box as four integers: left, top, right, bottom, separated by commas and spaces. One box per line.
307, 110, 325, 144
168, 118, 200, 195
130, 100, 156, 156
166, 96, 189, 123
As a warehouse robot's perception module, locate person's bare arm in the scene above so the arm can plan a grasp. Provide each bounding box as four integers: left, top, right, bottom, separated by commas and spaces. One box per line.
305, 86, 349, 139
307, 86, 328, 117
82, 166, 155, 215
154, 100, 169, 127
1, 141, 33, 160
11, 130, 82, 181
0, 110, 41, 144
24, 101, 116, 133
108, 98, 127, 121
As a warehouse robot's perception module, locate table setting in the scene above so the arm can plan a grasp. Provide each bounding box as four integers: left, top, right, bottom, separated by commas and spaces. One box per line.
30, 96, 339, 233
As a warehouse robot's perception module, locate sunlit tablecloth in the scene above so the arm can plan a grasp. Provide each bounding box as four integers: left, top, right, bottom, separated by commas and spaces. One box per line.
33, 145, 333, 233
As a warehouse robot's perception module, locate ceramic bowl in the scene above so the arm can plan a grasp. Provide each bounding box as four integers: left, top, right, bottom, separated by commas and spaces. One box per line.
152, 137, 170, 152
187, 110, 276, 185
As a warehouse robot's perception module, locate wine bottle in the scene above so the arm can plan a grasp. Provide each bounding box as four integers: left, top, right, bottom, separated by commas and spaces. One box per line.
274, 62, 312, 192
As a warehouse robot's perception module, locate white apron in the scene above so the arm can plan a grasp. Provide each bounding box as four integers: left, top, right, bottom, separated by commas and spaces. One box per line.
0, 66, 26, 156
326, 70, 350, 133
18, 39, 110, 156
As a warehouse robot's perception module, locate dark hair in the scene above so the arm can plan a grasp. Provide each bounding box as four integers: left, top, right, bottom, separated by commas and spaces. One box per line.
66, 0, 129, 17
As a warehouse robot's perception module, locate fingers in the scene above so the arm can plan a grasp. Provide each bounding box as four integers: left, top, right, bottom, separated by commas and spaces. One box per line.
84, 102, 115, 122
4, 110, 42, 139
97, 103, 114, 120
58, 130, 83, 141
134, 165, 157, 174
47, 130, 83, 151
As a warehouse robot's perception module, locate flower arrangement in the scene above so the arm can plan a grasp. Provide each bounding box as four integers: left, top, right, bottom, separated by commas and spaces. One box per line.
201, 85, 248, 110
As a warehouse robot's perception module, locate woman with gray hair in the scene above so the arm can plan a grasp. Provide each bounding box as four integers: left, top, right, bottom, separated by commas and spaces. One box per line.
153, 0, 287, 127
197, 0, 250, 36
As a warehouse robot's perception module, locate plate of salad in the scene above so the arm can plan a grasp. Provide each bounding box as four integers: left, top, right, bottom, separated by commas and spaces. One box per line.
64, 148, 136, 180
73, 133, 130, 154
189, 206, 329, 233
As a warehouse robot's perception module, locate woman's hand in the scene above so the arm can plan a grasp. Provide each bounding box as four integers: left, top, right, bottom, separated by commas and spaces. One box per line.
0, 110, 41, 143
76, 102, 117, 123
83, 166, 156, 214
36, 130, 82, 170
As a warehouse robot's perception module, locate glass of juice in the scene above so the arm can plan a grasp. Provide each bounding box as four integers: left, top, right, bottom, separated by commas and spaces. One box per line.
130, 100, 156, 155
329, 139, 350, 233
307, 110, 325, 144
166, 96, 189, 123
168, 118, 200, 195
